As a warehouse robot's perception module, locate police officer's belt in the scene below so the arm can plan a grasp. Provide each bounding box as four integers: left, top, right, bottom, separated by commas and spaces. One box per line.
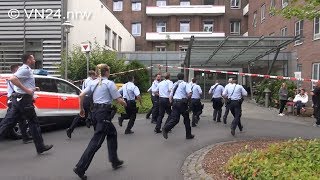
124, 99, 136, 103
173, 98, 188, 103
93, 103, 111, 108
12, 93, 31, 98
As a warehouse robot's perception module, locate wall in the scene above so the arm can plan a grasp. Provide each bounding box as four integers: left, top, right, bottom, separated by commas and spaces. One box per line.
67, 0, 135, 51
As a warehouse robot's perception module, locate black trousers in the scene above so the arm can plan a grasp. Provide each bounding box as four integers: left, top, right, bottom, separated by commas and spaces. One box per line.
75, 106, 119, 174
229, 100, 243, 130
212, 98, 223, 121
279, 100, 287, 114
295, 101, 305, 115
121, 100, 137, 131
223, 102, 230, 122
190, 99, 202, 125
155, 97, 171, 131
314, 105, 320, 125
0, 94, 45, 152
151, 96, 159, 122
163, 101, 192, 137
69, 96, 91, 132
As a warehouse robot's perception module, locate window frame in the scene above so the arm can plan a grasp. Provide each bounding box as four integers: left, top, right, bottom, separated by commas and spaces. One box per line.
180, 0, 190, 6
156, 22, 166, 32
230, 21, 240, 35
132, 22, 141, 36
203, 21, 214, 32
314, 17, 320, 40
132, 1, 141, 11
269, 0, 275, 16
112, 32, 117, 50
118, 36, 122, 52
155, 46, 166, 51
180, 21, 190, 32
105, 26, 110, 47
156, 0, 167, 6
253, 11, 257, 28
312, 63, 320, 88
230, 0, 241, 9
295, 20, 304, 45
261, 4, 266, 23
113, 1, 123, 11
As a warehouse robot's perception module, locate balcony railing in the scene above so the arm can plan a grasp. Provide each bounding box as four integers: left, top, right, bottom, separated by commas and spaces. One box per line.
146, 5, 225, 16
146, 32, 225, 41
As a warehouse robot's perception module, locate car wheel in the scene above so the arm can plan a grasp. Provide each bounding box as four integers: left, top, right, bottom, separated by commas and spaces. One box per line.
7, 123, 31, 140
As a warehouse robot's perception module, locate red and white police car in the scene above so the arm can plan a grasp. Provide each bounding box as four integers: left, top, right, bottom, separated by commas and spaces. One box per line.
0, 73, 81, 139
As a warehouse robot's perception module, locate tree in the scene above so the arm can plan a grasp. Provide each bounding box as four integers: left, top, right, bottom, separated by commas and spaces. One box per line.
274, 0, 320, 20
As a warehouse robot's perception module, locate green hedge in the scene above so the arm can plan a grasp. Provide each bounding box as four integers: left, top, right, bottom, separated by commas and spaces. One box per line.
226, 138, 320, 180
113, 93, 152, 114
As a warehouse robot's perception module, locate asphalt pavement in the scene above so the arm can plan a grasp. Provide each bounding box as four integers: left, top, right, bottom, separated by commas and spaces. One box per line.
0, 101, 319, 180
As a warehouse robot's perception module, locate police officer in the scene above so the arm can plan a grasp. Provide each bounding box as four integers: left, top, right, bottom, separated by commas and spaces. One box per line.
222, 78, 234, 124
162, 73, 194, 139
147, 73, 161, 123
222, 80, 247, 136
66, 70, 96, 138
154, 72, 173, 133
209, 80, 225, 122
73, 64, 126, 180
0, 53, 53, 154
4, 64, 32, 144
190, 78, 203, 127
118, 76, 142, 134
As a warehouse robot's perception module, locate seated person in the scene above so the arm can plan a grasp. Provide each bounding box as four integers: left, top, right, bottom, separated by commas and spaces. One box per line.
293, 88, 308, 116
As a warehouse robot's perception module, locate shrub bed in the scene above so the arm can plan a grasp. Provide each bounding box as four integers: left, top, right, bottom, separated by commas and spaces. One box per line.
113, 93, 152, 114
226, 138, 320, 180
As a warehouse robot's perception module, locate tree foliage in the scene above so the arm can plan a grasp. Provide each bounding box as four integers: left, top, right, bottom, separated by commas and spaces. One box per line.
274, 0, 320, 20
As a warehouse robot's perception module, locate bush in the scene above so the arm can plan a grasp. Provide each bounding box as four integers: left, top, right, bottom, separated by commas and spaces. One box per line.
113, 93, 152, 114
225, 138, 320, 180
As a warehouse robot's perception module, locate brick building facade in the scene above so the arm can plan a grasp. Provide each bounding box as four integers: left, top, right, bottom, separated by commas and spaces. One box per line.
247, 0, 320, 89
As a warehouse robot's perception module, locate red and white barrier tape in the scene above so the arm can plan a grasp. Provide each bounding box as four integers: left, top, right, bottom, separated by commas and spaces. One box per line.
158, 65, 319, 83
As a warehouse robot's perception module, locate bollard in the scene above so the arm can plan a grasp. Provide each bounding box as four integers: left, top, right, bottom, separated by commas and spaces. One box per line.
263, 88, 271, 107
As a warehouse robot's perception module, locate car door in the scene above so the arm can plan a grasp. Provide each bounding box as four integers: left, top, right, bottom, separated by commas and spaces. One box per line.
34, 77, 60, 117
55, 79, 80, 117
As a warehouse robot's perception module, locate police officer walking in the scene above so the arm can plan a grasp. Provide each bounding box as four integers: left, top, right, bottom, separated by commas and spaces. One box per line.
154, 72, 173, 133
148, 73, 161, 123
4, 64, 32, 144
0, 53, 53, 154
118, 76, 142, 134
66, 70, 96, 138
190, 78, 203, 127
222, 80, 247, 136
73, 64, 126, 180
222, 78, 234, 124
162, 73, 194, 139
209, 80, 224, 122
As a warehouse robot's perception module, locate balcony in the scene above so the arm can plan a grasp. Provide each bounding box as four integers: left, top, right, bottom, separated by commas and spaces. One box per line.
146, 32, 225, 41
146, 5, 225, 16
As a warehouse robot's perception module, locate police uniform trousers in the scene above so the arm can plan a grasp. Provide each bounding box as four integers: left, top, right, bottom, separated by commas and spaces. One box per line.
69, 96, 92, 132
223, 99, 230, 123
155, 97, 171, 131
150, 95, 159, 123
212, 97, 223, 122
190, 98, 202, 125
229, 100, 243, 131
75, 104, 120, 174
120, 99, 138, 132
0, 94, 45, 152
163, 99, 192, 137
314, 104, 320, 125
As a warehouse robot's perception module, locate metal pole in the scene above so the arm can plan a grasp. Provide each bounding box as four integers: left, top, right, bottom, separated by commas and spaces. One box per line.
248, 64, 254, 100
86, 52, 89, 76
65, 32, 68, 80
203, 73, 206, 100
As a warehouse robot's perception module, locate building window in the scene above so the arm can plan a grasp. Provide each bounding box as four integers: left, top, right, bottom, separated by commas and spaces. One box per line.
132, 1, 141, 11
270, 0, 275, 16
282, 0, 288, 8
203, 21, 213, 32
156, 22, 166, 32
179, 46, 188, 52
180, 21, 190, 32
156, 46, 166, 51
280, 27, 288, 36
295, 20, 304, 45
180, 0, 190, 6
112, 32, 117, 50
204, 0, 215, 5
113, 0, 123, 11
261, 4, 266, 22
156, 0, 166, 6
132, 23, 141, 36
312, 63, 320, 87
252, 11, 257, 28
314, 17, 320, 40
230, 21, 240, 35
231, 0, 240, 9
105, 26, 110, 46
118, 37, 122, 51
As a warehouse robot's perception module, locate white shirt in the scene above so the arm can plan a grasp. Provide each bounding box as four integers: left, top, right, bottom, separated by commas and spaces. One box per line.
209, 83, 225, 98
293, 94, 308, 104
191, 83, 202, 99
119, 82, 140, 101
157, 79, 173, 98
150, 80, 160, 96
